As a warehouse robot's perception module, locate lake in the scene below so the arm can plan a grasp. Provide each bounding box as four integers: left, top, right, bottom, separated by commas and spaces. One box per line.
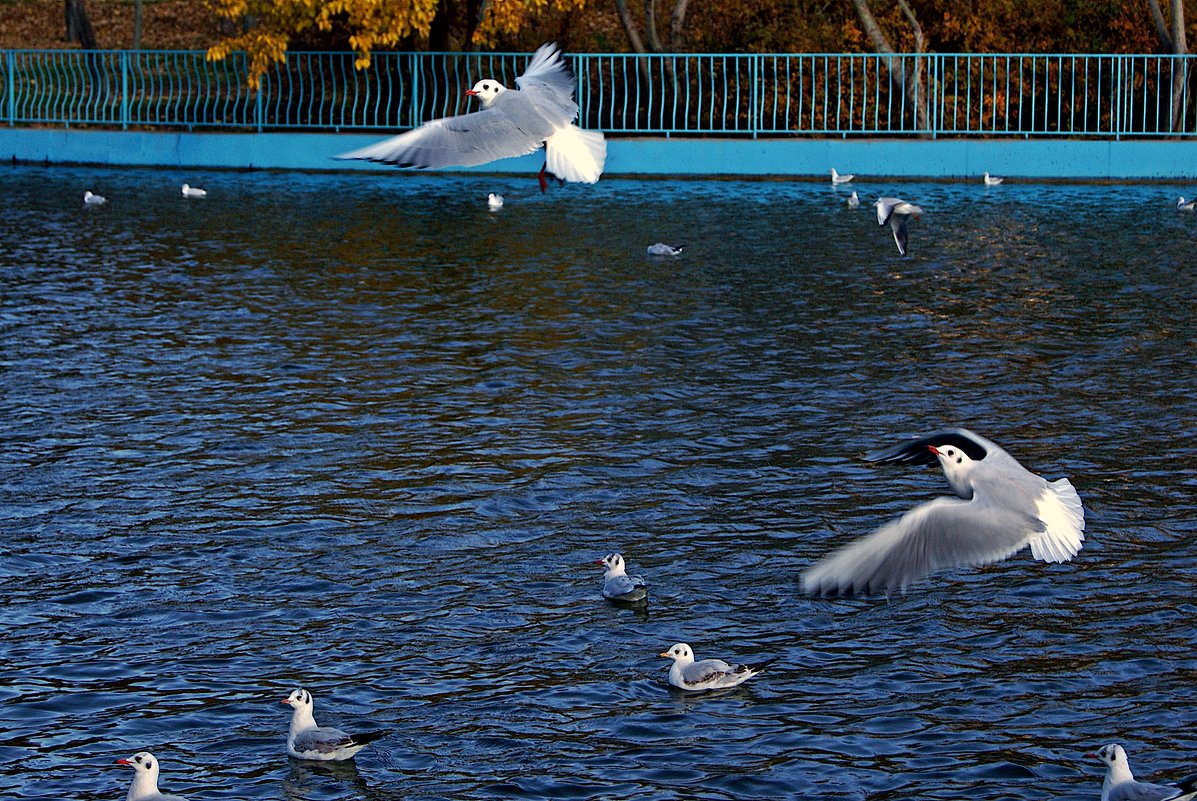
2, 164, 1196, 800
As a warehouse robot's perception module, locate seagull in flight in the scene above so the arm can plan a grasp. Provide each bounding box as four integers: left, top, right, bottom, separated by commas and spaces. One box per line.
1090, 743, 1197, 801
338, 43, 605, 192
873, 197, 924, 256
802, 428, 1085, 596
281, 688, 390, 761
115, 752, 187, 801
660, 643, 774, 692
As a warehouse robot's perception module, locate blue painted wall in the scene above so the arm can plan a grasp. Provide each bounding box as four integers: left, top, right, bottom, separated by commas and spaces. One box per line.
4, 128, 1197, 180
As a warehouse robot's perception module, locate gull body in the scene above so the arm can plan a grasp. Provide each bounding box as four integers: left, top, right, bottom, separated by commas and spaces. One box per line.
181, 183, 207, 198
1091, 744, 1197, 801
873, 196, 924, 256
983, 172, 1004, 186
1177, 196, 1195, 210
830, 168, 854, 184
660, 643, 772, 692
646, 243, 684, 257
83, 190, 106, 205
338, 43, 605, 191
281, 688, 390, 761
802, 428, 1085, 596
846, 190, 860, 209
487, 192, 504, 210
598, 552, 647, 603
115, 752, 187, 801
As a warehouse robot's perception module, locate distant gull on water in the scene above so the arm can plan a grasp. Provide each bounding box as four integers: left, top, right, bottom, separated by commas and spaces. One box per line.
660, 643, 774, 691
598, 552, 647, 603
281, 688, 390, 761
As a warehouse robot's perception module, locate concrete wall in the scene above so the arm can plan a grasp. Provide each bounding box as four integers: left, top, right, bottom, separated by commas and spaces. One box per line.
4, 128, 1197, 180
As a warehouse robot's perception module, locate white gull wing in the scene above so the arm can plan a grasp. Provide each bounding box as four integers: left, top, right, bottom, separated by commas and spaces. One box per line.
514, 42, 579, 120
802, 495, 1043, 596
675, 657, 767, 690
1108, 783, 1194, 801
336, 103, 554, 168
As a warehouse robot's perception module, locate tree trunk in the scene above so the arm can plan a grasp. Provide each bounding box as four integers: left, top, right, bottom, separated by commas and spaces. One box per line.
64, 0, 98, 49
613, 0, 649, 54
643, 0, 664, 52
668, 0, 689, 50
1147, 0, 1188, 135
850, 0, 930, 136
133, 0, 143, 49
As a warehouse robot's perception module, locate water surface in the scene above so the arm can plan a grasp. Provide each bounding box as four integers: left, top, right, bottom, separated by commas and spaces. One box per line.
2, 165, 1196, 800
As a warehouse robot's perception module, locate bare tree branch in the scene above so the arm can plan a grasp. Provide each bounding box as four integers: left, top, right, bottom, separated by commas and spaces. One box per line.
644, 0, 664, 52
1147, 0, 1174, 51
668, 0, 688, 49
613, 0, 649, 54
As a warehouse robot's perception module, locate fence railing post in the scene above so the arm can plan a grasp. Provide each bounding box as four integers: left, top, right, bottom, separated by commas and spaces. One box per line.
120, 50, 129, 129
6, 51, 14, 126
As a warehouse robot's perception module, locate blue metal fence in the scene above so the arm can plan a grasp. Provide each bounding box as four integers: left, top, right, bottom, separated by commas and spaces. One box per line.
2, 49, 1194, 137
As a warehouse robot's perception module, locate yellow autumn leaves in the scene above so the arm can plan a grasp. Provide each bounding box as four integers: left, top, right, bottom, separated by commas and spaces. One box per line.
207, 0, 589, 87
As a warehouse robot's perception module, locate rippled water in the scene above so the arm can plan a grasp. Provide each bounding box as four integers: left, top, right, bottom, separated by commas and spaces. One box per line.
2, 164, 1196, 801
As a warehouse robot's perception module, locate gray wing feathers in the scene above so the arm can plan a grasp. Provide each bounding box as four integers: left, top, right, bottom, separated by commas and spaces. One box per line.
336, 108, 547, 167
1109, 782, 1186, 801
294, 727, 354, 754
684, 659, 734, 685
802, 497, 1037, 595
515, 43, 579, 121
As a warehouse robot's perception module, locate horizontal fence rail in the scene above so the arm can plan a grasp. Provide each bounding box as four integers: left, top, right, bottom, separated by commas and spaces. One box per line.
2, 49, 1195, 138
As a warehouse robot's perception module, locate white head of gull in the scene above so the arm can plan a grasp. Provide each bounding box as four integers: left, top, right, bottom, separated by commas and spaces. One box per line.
115, 752, 187, 801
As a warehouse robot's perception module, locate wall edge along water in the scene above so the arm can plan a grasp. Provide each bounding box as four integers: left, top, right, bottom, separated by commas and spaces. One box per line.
4, 129, 1197, 180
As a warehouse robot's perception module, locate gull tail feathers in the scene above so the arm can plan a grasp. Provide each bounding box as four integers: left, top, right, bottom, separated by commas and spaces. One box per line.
545, 125, 606, 184
1029, 477, 1085, 563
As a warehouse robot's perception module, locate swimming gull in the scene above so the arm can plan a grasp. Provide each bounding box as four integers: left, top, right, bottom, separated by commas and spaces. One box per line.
646, 243, 684, 256
1177, 197, 1195, 211
84, 190, 106, 206
488, 192, 504, 211
802, 428, 1085, 596
830, 168, 854, 184
281, 688, 390, 761
659, 643, 774, 692
846, 190, 860, 209
181, 183, 207, 198
1090, 743, 1197, 801
337, 43, 606, 192
983, 172, 1004, 186
115, 752, 187, 801
598, 552, 647, 603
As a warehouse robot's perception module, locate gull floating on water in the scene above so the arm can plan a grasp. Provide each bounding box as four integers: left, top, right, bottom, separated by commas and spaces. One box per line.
830, 168, 854, 184
487, 192, 504, 211
115, 752, 187, 801
282, 688, 390, 761
983, 172, 1004, 186
181, 183, 207, 198
873, 196, 924, 256
1091, 744, 1197, 801
337, 43, 606, 192
1177, 196, 1195, 210
660, 643, 773, 692
647, 243, 684, 257
802, 428, 1086, 596
598, 552, 647, 603
83, 190, 106, 206
846, 190, 860, 209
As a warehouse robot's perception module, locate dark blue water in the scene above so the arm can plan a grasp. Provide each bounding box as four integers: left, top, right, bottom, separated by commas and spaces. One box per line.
2, 165, 1196, 801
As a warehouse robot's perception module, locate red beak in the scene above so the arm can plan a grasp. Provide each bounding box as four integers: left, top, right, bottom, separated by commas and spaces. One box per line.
280, 698, 292, 705
927, 445, 942, 456
465, 89, 479, 96
115, 758, 131, 765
